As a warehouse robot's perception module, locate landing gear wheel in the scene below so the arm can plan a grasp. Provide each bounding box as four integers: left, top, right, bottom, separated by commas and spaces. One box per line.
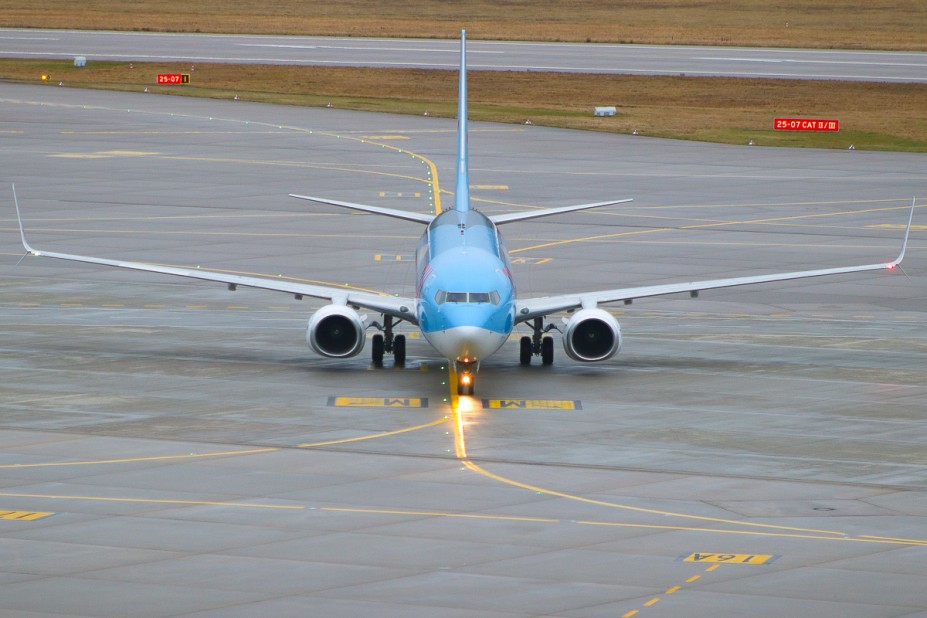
393, 334, 406, 366
457, 379, 474, 396
519, 336, 532, 366
457, 365, 475, 396
371, 334, 385, 365
541, 336, 554, 365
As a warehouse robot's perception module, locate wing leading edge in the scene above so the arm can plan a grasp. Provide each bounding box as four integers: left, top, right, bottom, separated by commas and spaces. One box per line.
12, 186, 418, 324
516, 200, 916, 322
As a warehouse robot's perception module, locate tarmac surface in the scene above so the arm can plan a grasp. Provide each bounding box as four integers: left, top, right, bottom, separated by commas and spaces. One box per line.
0, 84, 926, 617
2, 28, 927, 82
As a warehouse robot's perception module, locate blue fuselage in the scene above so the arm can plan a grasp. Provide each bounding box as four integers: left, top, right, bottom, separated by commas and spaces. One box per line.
416, 209, 516, 366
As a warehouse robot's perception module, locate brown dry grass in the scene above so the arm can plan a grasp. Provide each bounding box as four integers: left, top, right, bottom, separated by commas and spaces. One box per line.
2, 0, 926, 50
4, 60, 926, 151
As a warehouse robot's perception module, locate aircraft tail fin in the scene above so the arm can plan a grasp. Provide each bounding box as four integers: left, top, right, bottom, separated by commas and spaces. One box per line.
453, 30, 470, 214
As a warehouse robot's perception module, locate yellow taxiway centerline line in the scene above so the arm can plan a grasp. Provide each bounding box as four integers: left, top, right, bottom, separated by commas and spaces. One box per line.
0, 492, 303, 510
445, 380, 927, 545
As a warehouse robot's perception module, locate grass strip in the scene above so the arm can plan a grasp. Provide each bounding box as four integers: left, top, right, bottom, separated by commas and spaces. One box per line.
3, 59, 926, 152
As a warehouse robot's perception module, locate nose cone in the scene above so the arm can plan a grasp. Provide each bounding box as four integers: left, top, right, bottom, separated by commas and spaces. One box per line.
425, 325, 507, 363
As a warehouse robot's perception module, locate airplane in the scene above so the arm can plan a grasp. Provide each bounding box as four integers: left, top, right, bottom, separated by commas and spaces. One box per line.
13, 30, 915, 396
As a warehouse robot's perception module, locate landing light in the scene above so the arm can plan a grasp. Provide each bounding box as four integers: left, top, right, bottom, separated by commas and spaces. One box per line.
460, 373, 472, 386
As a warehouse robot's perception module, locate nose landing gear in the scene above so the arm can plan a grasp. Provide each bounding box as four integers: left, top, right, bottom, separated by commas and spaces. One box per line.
456, 360, 477, 396
457, 370, 474, 396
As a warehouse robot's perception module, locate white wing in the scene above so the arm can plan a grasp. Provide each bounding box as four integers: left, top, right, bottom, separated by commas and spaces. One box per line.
13, 187, 418, 324
516, 202, 915, 323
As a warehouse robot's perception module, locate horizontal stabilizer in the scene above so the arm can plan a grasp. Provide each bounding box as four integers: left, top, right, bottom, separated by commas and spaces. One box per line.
489, 198, 633, 225
289, 194, 434, 224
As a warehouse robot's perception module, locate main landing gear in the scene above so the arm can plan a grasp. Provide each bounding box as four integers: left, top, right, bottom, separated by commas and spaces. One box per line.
370, 315, 406, 366
520, 317, 556, 366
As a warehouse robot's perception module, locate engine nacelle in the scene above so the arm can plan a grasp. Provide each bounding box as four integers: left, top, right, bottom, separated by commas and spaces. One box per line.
562, 308, 622, 362
306, 304, 366, 358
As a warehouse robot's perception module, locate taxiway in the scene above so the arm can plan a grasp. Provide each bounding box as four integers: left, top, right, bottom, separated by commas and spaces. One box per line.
0, 84, 925, 617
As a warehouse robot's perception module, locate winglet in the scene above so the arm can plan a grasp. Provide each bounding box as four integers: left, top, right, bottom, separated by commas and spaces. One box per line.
453, 30, 470, 214
889, 197, 916, 268
11, 184, 37, 255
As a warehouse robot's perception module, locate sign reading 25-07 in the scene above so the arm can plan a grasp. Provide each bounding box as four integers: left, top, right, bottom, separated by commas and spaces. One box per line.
157, 73, 190, 85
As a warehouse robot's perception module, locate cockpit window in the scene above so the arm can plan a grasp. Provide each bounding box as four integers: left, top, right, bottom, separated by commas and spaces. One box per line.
435, 290, 501, 305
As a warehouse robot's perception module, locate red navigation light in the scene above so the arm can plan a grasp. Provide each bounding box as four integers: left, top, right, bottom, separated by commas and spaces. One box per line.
887, 263, 897, 270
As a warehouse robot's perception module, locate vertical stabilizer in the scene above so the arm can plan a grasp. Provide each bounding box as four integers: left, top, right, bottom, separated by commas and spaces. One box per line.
453, 30, 470, 213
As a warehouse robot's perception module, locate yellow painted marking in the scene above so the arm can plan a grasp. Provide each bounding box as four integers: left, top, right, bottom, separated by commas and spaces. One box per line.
644, 598, 660, 607
363, 135, 409, 140
60, 130, 285, 136
328, 397, 427, 408
683, 552, 776, 565
0, 447, 278, 469
291, 503, 927, 547
471, 184, 509, 190
297, 417, 447, 448
186, 305, 208, 309
59, 303, 82, 307
51, 150, 159, 158
101, 304, 124, 308
510, 203, 913, 255
0, 492, 301, 510
869, 223, 927, 231
706, 564, 720, 572
510, 256, 553, 265
226, 305, 250, 309
0, 416, 446, 470
481, 399, 580, 410
686, 575, 701, 583
666, 586, 681, 594
623, 612, 639, 618
0, 510, 55, 521
446, 370, 927, 547
322, 507, 559, 524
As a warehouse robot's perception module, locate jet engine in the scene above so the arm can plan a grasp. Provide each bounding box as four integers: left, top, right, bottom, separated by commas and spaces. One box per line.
306, 304, 366, 358
561, 308, 622, 362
